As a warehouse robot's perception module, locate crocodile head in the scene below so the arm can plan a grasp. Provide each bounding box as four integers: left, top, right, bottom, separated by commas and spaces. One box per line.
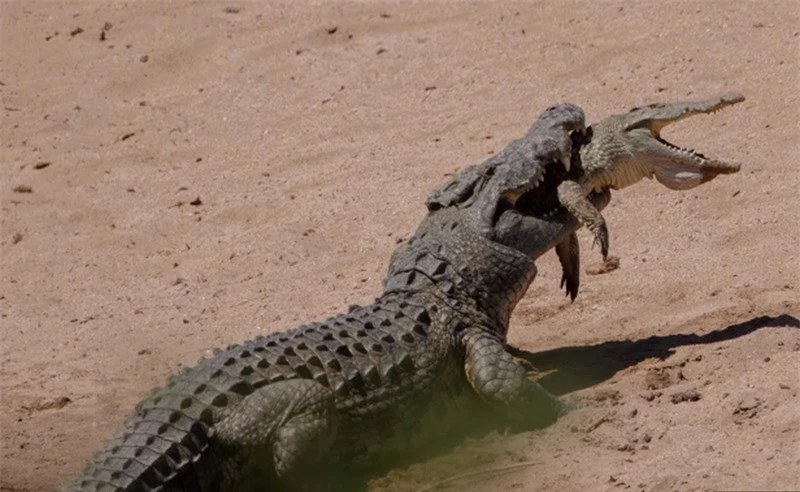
426, 103, 586, 235
389, 103, 602, 323
581, 92, 745, 191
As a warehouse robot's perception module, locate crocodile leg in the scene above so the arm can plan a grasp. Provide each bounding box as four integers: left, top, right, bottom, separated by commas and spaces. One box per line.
555, 232, 580, 301
556, 180, 609, 259
463, 331, 564, 429
212, 379, 337, 491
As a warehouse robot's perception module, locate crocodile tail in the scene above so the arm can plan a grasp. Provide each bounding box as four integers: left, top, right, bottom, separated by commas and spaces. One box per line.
65, 392, 223, 491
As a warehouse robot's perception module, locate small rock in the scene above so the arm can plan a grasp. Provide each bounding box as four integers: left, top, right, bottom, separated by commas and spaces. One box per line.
33, 161, 51, 170
326, 26, 338, 35
222, 6, 241, 13
734, 396, 761, 417
13, 184, 32, 193
24, 396, 72, 413
139, 54, 149, 63
670, 389, 701, 404
189, 197, 203, 206
70, 27, 84, 37
586, 255, 620, 275
12, 232, 23, 244
592, 388, 621, 403
584, 415, 610, 433
644, 369, 676, 390
640, 391, 657, 402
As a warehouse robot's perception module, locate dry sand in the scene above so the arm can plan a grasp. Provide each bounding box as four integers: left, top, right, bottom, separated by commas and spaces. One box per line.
1, 2, 798, 491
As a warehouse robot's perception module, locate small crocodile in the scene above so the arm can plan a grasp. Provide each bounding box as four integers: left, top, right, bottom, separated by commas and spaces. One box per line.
554, 92, 744, 298
65, 103, 600, 492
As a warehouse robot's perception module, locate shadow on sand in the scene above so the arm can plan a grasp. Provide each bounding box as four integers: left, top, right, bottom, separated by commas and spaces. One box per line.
361, 314, 798, 490
510, 313, 800, 397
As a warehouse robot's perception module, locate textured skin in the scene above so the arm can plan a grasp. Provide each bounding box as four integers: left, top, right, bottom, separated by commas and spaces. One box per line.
555, 93, 744, 294
66, 103, 599, 492
427, 103, 585, 228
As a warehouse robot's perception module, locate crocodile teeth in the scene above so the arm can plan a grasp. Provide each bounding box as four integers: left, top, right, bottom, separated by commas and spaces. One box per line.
541, 207, 559, 219
560, 155, 571, 173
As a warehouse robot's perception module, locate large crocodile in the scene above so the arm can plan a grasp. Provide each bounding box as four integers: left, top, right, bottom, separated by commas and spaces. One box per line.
556, 92, 744, 267
66, 103, 599, 492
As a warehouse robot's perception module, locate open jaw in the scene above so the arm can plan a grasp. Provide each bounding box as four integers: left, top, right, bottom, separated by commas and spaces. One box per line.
492, 163, 610, 259
630, 126, 741, 191
624, 92, 745, 190
497, 166, 549, 205
510, 159, 609, 221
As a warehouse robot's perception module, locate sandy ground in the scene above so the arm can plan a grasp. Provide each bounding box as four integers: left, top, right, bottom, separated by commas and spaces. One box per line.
1, 1, 799, 491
